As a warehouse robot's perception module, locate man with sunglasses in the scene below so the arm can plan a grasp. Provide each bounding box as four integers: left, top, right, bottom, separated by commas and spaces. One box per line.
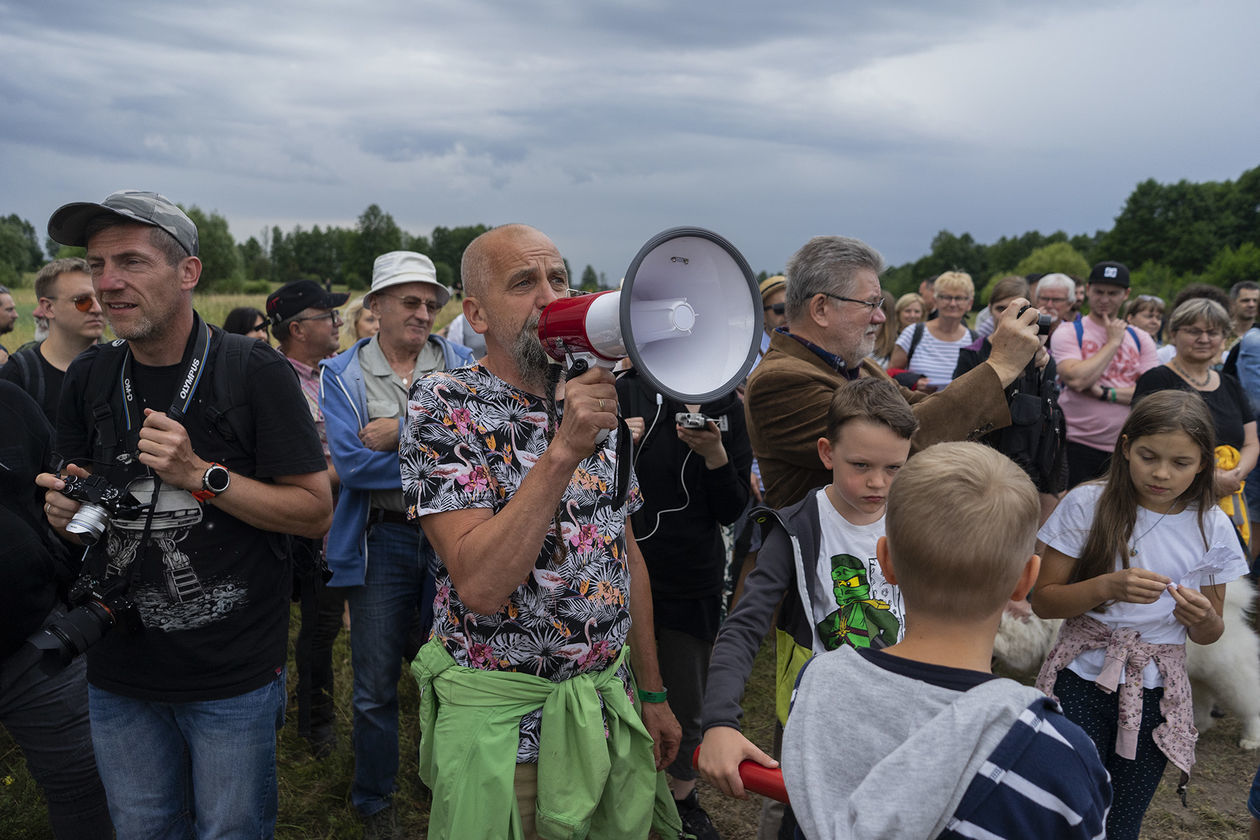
745, 235, 1043, 510
0, 258, 104, 422
320, 250, 474, 838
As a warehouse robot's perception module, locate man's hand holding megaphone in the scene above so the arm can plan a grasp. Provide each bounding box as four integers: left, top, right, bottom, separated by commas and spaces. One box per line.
551, 365, 620, 464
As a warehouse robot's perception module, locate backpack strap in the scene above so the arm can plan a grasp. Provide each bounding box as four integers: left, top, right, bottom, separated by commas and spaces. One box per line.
202, 329, 256, 459
906, 322, 925, 365
77, 340, 130, 469
12, 348, 44, 410
1074, 318, 1142, 352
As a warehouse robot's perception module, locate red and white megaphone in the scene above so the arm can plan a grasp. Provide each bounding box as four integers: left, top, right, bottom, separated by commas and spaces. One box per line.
538, 227, 763, 403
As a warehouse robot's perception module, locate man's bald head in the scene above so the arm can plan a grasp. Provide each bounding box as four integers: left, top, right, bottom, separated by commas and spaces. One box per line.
461, 224, 552, 299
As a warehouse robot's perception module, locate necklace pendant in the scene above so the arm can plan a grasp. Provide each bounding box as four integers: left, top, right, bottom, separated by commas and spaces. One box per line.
1130, 546, 1138, 557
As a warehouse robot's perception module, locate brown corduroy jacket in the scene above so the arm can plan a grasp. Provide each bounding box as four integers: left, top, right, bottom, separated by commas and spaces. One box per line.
745, 330, 1012, 509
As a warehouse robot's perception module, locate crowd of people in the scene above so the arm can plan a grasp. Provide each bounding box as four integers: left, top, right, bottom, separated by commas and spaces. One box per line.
1, 189, 1259, 840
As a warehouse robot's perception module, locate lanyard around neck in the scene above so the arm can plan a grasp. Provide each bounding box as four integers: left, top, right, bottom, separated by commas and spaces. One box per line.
117, 314, 212, 432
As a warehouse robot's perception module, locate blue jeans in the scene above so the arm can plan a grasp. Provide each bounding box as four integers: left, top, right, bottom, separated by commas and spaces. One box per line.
346, 521, 436, 815
88, 673, 286, 840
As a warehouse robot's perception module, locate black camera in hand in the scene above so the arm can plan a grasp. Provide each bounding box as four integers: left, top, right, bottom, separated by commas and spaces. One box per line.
60, 473, 146, 546
1018, 304, 1053, 336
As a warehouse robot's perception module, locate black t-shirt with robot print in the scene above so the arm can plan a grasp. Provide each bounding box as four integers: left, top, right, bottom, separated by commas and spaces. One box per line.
56, 326, 325, 702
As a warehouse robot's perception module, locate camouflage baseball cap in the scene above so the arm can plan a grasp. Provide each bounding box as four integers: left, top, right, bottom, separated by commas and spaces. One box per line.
48, 190, 199, 257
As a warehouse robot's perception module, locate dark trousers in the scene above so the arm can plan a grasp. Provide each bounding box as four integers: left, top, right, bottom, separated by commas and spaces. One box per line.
1055, 669, 1165, 840
0, 614, 113, 840
656, 625, 713, 783
295, 574, 345, 743
1066, 440, 1113, 489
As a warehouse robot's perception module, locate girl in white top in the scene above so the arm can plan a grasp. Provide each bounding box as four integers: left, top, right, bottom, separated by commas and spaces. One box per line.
888, 271, 975, 389
1031, 389, 1248, 840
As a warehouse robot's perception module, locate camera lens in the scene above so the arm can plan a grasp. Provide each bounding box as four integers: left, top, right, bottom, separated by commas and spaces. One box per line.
66, 504, 110, 545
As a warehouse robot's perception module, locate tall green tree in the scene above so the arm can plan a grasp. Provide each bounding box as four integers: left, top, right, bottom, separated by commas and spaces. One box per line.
352, 205, 403, 285
579, 265, 599, 292
239, 236, 271, 281
182, 206, 242, 290
430, 225, 490, 293
0, 214, 44, 279
1013, 242, 1090, 279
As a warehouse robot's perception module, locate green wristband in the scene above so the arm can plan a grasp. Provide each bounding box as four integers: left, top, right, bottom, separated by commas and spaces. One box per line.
637, 687, 668, 704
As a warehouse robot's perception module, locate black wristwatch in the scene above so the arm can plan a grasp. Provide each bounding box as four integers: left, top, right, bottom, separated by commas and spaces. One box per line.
192, 463, 231, 502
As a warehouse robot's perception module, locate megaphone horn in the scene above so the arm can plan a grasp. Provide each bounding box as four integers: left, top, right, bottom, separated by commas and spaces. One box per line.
538, 227, 763, 404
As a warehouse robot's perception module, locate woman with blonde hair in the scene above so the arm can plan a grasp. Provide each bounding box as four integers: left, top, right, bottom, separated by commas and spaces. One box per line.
871, 290, 899, 366
893, 293, 925, 333
341, 297, 379, 349
890, 271, 976, 389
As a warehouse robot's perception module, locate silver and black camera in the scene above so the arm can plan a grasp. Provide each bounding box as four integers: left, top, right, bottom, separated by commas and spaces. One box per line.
675, 412, 729, 431
60, 473, 145, 545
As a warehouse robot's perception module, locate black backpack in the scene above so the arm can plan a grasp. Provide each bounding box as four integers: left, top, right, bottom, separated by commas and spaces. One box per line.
7, 346, 47, 412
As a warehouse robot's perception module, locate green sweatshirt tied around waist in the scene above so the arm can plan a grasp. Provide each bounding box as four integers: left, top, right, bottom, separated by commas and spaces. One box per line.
412, 638, 683, 839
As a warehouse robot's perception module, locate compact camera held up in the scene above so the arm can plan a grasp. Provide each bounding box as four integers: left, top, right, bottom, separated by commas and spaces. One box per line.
60, 473, 146, 545
675, 412, 729, 431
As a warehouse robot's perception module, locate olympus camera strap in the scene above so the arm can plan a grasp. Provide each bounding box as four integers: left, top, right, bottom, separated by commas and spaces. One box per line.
118, 312, 212, 431
105, 315, 213, 587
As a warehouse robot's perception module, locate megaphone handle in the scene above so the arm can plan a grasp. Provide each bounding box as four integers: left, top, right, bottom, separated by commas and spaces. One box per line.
566, 357, 590, 379
610, 416, 632, 509
690, 745, 790, 804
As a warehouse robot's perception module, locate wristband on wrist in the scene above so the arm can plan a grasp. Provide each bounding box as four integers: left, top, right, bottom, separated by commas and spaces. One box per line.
637, 687, 668, 704
1108, 387, 1118, 403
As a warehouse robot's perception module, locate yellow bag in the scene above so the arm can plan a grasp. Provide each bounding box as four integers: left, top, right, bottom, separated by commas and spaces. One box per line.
1215, 445, 1249, 547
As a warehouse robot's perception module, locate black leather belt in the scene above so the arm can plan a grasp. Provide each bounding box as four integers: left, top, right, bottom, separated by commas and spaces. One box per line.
368, 508, 411, 526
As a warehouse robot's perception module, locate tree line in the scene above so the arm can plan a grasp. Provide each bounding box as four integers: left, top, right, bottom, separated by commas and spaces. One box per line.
2, 164, 1257, 300
878, 164, 1260, 304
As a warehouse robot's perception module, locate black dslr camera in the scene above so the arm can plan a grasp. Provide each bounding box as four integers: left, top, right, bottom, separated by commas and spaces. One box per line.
24, 575, 145, 675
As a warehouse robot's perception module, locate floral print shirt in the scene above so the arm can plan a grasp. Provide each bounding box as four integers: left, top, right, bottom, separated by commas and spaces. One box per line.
403, 363, 642, 682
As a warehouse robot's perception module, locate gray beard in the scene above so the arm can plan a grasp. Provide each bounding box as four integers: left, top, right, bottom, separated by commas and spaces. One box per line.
512, 315, 552, 392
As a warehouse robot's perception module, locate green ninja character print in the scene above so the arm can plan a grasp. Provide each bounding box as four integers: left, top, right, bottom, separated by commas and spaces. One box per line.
816, 554, 899, 650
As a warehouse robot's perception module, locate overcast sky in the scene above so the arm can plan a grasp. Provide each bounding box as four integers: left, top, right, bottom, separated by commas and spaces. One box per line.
2, 0, 1257, 280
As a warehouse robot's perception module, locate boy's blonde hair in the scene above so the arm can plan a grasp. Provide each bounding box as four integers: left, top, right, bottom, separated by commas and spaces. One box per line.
885, 442, 1037, 620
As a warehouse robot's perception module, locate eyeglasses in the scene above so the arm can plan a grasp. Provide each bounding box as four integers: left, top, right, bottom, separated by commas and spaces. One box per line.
291, 310, 342, 325
250, 322, 268, 334
56, 294, 98, 313
936, 294, 972, 304
1178, 327, 1223, 341
821, 293, 882, 312
377, 293, 441, 313
764, 302, 785, 315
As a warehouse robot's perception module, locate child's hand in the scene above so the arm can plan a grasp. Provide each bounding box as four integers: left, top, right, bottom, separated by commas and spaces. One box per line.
1108, 567, 1171, 604
1169, 583, 1218, 629
697, 725, 778, 800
